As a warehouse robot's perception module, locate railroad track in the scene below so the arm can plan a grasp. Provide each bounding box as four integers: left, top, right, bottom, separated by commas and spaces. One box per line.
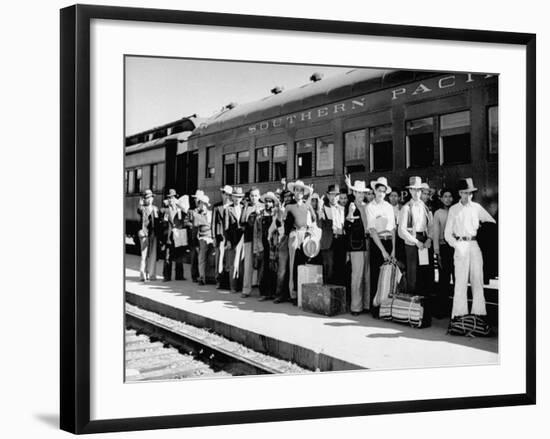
126, 304, 307, 381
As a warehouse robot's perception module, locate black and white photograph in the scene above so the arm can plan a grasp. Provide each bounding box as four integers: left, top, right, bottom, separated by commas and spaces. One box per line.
124, 57, 500, 381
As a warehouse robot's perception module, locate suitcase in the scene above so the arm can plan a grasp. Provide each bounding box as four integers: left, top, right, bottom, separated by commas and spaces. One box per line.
447, 314, 493, 337
297, 264, 323, 307
301, 283, 348, 317
379, 293, 431, 328
373, 261, 403, 307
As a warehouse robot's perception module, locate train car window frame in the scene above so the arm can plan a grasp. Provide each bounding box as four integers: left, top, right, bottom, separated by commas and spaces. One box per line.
344, 129, 368, 174
439, 110, 472, 165
134, 167, 142, 194
223, 152, 237, 186
272, 144, 288, 182
406, 117, 435, 168
255, 146, 271, 183
295, 138, 314, 179
237, 150, 250, 185
488, 105, 499, 158
205, 145, 215, 179
370, 124, 393, 172
315, 136, 335, 177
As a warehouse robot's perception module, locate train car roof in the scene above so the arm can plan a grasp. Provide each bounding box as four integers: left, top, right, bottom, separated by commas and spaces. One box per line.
190, 69, 438, 137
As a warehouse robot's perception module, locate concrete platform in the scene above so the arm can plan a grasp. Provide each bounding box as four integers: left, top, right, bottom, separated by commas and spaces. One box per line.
125, 254, 498, 372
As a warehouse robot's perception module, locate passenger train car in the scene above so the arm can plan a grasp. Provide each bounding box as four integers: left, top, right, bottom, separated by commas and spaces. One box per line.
124, 116, 199, 248
187, 68, 498, 215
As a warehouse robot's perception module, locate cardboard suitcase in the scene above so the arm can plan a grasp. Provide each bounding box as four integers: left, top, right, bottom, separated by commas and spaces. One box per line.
297, 264, 323, 307
301, 283, 348, 317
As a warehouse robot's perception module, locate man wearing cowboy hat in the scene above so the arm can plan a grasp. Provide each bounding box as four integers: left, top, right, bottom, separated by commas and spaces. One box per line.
137, 189, 161, 281
224, 187, 246, 293
190, 192, 213, 285
444, 178, 496, 319
161, 189, 187, 281
398, 176, 434, 295
211, 185, 233, 289
285, 180, 317, 303
240, 187, 264, 298
366, 177, 397, 312
343, 176, 372, 315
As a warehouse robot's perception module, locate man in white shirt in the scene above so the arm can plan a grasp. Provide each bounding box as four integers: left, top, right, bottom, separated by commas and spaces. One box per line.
398, 176, 434, 295
444, 178, 496, 318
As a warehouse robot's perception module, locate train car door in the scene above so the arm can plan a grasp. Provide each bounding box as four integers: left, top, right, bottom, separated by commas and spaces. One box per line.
176, 150, 198, 197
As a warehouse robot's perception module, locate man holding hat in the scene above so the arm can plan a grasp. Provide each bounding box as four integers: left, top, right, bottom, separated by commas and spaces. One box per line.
444, 178, 496, 319
137, 189, 160, 281
224, 187, 246, 293
285, 180, 317, 303
398, 176, 434, 295
212, 185, 233, 289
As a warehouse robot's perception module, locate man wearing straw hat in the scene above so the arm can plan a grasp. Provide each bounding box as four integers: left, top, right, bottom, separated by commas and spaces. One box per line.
343, 176, 372, 315
212, 185, 233, 289
444, 178, 496, 319
224, 187, 246, 294
191, 192, 213, 286
161, 188, 188, 281
255, 191, 280, 301
285, 180, 317, 304
398, 176, 434, 295
137, 189, 160, 281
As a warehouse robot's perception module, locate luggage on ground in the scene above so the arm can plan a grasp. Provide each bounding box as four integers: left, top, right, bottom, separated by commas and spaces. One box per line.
301, 283, 348, 316
297, 264, 323, 307
379, 293, 431, 328
447, 314, 493, 337
373, 261, 403, 307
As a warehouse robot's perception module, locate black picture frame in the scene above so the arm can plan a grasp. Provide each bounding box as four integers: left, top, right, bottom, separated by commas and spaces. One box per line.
60, 4, 536, 434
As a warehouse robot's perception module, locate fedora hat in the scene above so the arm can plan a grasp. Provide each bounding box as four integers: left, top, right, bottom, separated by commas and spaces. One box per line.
231, 187, 245, 197
288, 180, 312, 195
327, 184, 340, 194
406, 176, 424, 189
260, 191, 279, 204
348, 180, 370, 193
302, 236, 321, 259
457, 178, 478, 193
143, 189, 154, 199
192, 189, 205, 198
420, 182, 431, 192
220, 185, 233, 195
166, 188, 178, 198
370, 177, 392, 194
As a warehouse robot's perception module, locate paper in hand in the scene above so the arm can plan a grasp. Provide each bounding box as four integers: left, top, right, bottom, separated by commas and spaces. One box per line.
418, 247, 429, 266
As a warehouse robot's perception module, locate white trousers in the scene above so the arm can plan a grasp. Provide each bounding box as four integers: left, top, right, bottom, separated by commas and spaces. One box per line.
288, 230, 306, 298
139, 235, 157, 280
349, 251, 370, 312
451, 240, 486, 318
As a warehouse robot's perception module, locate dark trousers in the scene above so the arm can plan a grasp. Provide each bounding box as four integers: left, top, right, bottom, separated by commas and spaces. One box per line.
291, 246, 308, 293
275, 235, 290, 301
190, 244, 199, 282
322, 236, 347, 285
404, 233, 434, 295
163, 244, 185, 280
226, 246, 243, 293
258, 247, 276, 297
370, 238, 393, 309
436, 243, 454, 317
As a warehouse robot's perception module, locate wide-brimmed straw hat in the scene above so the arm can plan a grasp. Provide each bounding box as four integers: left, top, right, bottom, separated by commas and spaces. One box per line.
231, 187, 245, 198
420, 182, 432, 192
195, 193, 210, 206
260, 191, 279, 204
220, 185, 233, 195
192, 189, 205, 198
143, 189, 154, 199
457, 178, 478, 193
166, 188, 178, 198
303, 236, 321, 259
288, 180, 312, 195
406, 176, 424, 190
370, 177, 392, 194
348, 180, 370, 193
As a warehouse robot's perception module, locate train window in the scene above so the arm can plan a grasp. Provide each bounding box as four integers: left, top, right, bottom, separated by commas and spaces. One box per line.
272, 144, 287, 181
406, 117, 434, 168
134, 168, 142, 194
316, 136, 335, 176
224, 153, 236, 185
238, 151, 249, 184
344, 130, 367, 174
157, 163, 165, 192
370, 125, 393, 171
488, 106, 498, 155
439, 110, 471, 165
205, 146, 215, 179
296, 139, 314, 179
128, 170, 135, 194
125, 170, 129, 194
256, 147, 270, 183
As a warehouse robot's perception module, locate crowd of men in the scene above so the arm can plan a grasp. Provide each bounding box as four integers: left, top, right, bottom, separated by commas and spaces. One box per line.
136, 175, 496, 322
